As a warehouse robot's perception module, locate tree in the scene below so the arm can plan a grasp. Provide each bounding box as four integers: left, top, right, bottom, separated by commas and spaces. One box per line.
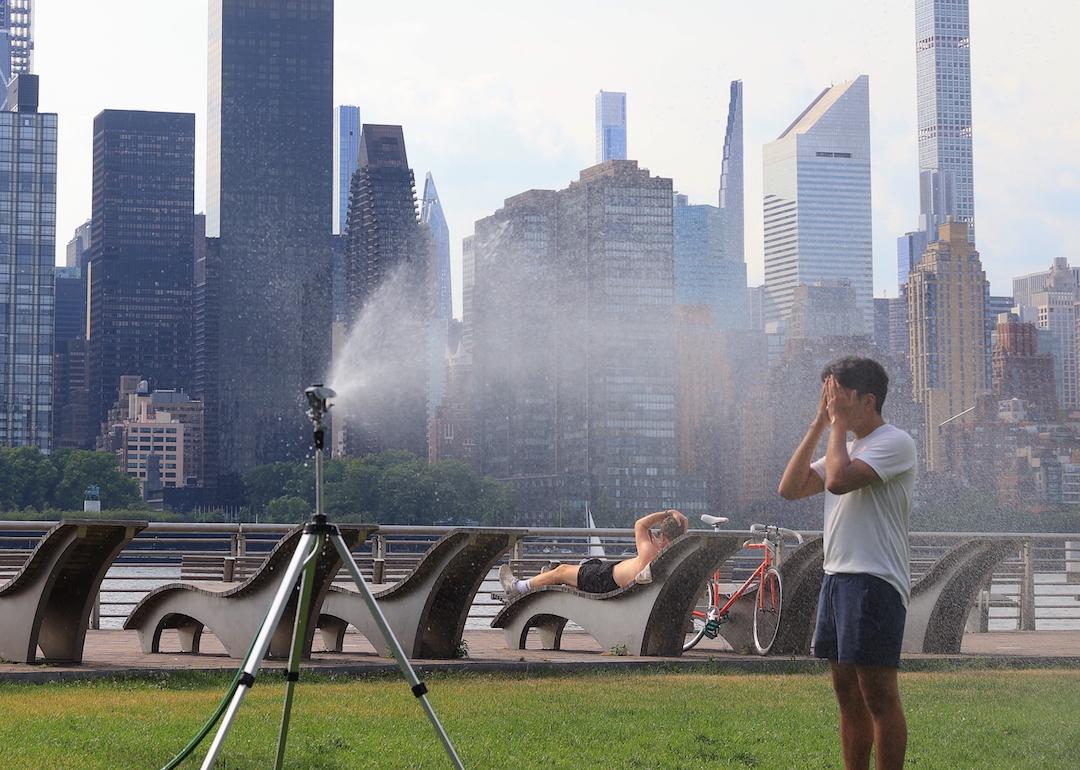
0, 446, 58, 510
264, 496, 312, 523
50, 449, 140, 511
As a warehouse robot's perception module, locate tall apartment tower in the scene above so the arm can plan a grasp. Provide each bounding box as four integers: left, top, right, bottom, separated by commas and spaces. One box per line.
719, 80, 744, 269
342, 124, 432, 457
916, 0, 975, 241
763, 76, 873, 332
0, 74, 54, 450
203, 0, 333, 478
594, 90, 627, 163
86, 110, 195, 445
333, 105, 360, 235
907, 221, 989, 469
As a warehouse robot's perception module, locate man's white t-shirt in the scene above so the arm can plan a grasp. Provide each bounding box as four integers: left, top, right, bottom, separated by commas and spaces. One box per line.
811, 423, 917, 606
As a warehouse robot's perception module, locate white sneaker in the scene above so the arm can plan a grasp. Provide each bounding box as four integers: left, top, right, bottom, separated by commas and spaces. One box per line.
499, 564, 524, 601
634, 564, 653, 585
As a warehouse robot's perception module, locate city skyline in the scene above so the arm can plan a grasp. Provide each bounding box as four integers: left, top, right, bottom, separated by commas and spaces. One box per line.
30, 0, 1080, 314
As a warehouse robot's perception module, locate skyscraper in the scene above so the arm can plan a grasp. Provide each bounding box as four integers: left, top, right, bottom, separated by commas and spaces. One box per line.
763, 75, 873, 332
341, 124, 432, 457
719, 80, 744, 268
672, 194, 746, 328
0, 74, 53, 450
916, 0, 975, 240
471, 161, 696, 523
86, 110, 195, 446
203, 0, 333, 477
421, 172, 451, 420
421, 173, 451, 322
65, 219, 91, 271
594, 90, 627, 163
1029, 259, 1079, 410
333, 105, 360, 235
907, 221, 989, 469
0, 1, 33, 109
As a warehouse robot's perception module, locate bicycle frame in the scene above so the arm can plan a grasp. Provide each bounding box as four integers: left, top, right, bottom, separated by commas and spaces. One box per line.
713, 537, 777, 618
690, 531, 779, 626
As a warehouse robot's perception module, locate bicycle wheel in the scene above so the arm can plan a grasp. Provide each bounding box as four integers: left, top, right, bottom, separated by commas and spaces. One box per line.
683, 579, 720, 651
752, 567, 783, 655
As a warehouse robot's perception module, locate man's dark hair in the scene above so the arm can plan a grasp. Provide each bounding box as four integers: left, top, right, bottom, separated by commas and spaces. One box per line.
660, 514, 687, 543
821, 357, 889, 414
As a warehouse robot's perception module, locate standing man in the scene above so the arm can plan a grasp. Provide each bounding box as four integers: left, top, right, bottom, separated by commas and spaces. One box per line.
778, 357, 916, 770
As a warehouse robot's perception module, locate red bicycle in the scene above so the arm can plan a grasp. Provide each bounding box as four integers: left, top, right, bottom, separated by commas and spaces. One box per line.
684, 517, 804, 654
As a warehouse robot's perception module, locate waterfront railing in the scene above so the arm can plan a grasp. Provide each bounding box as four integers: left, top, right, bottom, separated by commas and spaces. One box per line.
0, 522, 1077, 633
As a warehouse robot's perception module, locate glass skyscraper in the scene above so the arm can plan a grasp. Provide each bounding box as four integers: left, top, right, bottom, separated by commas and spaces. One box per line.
342, 124, 432, 458
763, 75, 873, 333
916, 0, 974, 240
719, 80, 744, 268
203, 0, 333, 478
87, 110, 195, 443
673, 195, 746, 328
421, 172, 451, 322
594, 90, 626, 163
0, 74, 54, 450
333, 105, 360, 235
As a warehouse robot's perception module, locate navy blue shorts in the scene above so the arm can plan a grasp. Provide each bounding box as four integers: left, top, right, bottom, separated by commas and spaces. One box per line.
813, 573, 907, 668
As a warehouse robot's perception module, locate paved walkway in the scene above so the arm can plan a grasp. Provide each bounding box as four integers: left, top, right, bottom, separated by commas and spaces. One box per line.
1, 629, 1077, 683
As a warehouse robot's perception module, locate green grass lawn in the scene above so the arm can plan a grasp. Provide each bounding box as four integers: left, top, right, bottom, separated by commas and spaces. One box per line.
0, 667, 1078, 769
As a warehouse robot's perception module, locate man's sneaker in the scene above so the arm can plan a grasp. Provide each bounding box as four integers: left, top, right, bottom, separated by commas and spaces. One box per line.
499, 564, 524, 601
634, 564, 653, 585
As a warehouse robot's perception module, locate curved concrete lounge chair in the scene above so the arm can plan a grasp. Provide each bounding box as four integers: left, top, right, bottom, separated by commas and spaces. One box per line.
490, 532, 744, 657
124, 524, 374, 659
317, 527, 526, 658
902, 537, 1020, 654
0, 519, 147, 664
711, 536, 824, 656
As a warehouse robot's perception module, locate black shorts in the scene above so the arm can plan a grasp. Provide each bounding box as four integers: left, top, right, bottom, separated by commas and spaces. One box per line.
813, 573, 907, 668
575, 559, 619, 594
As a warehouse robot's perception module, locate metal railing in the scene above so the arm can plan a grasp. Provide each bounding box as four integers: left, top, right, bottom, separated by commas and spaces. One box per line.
1, 522, 1078, 633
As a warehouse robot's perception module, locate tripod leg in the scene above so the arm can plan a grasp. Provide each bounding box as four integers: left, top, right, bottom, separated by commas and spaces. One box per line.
328, 532, 465, 770
274, 531, 323, 770
199, 532, 320, 770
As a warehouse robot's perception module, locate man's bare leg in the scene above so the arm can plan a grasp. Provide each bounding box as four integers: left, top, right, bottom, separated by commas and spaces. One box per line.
856, 665, 906, 770
522, 564, 580, 589
831, 662, 873, 770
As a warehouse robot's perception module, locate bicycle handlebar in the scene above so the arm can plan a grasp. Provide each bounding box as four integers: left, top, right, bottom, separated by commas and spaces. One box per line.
749, 523, 804, 544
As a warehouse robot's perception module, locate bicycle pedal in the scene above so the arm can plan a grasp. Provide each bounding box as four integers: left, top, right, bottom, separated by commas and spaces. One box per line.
704, 620, 720, 638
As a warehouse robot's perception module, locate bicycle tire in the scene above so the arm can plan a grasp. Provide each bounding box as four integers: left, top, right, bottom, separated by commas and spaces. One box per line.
683, 579, 720, 651
752, 566, 783, 655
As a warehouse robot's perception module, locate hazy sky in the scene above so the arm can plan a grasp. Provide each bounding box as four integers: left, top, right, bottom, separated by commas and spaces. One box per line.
36, 1, 1080, 315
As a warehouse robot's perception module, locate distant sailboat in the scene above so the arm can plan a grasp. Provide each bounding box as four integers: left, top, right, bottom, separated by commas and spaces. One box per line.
585, 503, 605, 558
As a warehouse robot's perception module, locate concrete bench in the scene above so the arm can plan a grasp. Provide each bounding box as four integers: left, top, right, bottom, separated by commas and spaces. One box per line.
317, 527, 526, 658
0, 519, 147, 664
124, 524, 375, 659
903, 537, 1021, 654
706, 537, 824, 656
490, 532, 744, 657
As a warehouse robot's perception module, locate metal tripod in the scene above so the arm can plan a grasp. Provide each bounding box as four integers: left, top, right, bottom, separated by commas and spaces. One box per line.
195, 386, 464, 769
